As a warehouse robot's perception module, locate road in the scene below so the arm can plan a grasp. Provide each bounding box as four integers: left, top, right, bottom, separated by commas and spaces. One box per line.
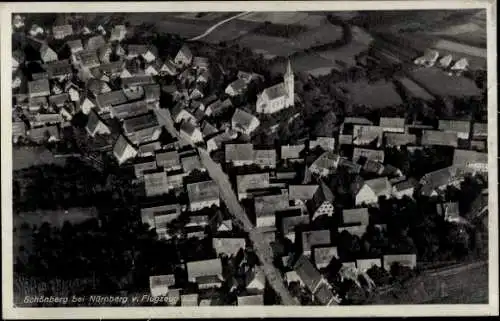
154, 108, 298, 305
187, 11, 251, 41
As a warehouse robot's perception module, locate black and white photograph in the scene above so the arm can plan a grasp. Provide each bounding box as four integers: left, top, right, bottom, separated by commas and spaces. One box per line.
1, 1, 498, 318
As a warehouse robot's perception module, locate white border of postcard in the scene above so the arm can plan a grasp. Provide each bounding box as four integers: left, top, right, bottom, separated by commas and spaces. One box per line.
1, 1, 498, 318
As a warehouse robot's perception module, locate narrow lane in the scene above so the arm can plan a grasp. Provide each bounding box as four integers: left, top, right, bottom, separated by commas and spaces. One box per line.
187, 11, 251, 42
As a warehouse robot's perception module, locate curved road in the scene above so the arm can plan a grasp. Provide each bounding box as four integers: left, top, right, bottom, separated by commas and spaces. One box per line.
188, 11, 251, 41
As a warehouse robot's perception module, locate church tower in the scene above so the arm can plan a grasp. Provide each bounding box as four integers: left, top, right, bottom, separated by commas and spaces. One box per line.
284, 59, 294, 107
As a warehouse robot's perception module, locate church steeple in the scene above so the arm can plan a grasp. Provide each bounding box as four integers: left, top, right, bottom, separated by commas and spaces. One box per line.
284, 59, 294, 107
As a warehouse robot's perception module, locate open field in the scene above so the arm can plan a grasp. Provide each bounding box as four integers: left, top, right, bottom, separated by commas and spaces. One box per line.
432, 39, 486, 58
237, 12, 310, 25
409, 67, 481, 98
317, 40, 370, 68
237, 33, 303, 58
13, 147, 66, 171
197, 19, 262, 44
291, 23, 344, 48
271, 53, 342, 76
174, 12, 236, 22
339, 80, 404, 108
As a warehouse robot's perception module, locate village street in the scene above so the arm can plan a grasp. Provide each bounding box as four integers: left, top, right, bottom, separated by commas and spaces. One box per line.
154, 107, 299, 305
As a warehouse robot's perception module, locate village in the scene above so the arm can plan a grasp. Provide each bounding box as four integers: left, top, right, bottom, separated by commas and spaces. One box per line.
11, 13, 489, 306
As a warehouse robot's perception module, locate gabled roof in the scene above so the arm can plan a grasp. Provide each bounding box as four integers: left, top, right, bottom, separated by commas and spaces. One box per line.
392, 178, 418, 192
438, 119, 471, 133
237, 172, 270, 194
66, 39, 84, 52
281, 144, 305, 160
180, 120, 200, 136
352, 148, 384, 163
86, 109, 106, 133
225, 143, 254, 163
288, 185, 319, 200
123, 112, 159, 134
254, 192, 289, 218
453, 149, 488, 167
28, 78, 50, 95
301, 229, 331, 254
384, 133, 417, 146
96, 90, 128, 108
342, 207, 369, 225
232, 108, 258, 131
380, 117, 405, 129
313, 246, 338, 268
362, 177, 392, 196
293, 255, 323, 292
85, 35, 107, 51
262, 82, 286, 100
421, 130, 458, 147
237, 294, 264, 306
186, 258, 222, 281
212, 237, 246, 256
187, 180, 219, 204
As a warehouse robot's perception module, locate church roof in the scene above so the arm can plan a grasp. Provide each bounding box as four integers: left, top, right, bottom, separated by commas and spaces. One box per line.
263, 82, 287, 100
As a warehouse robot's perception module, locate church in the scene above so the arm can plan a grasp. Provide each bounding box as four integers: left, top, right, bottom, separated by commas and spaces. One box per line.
256, 60, 294, 114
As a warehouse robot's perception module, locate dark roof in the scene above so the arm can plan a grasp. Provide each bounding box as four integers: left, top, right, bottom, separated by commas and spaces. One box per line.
293, 255, 323, 292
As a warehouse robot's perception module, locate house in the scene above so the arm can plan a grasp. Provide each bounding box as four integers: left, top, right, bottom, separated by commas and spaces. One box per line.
383, 254, 417, 271
137, 141, 161, 157
192, 56, 209, 70
212, 237, 246, 257
110, 25, 127, 42
231, 108, 260, 136
181, 294, 199, 306
27, 125, 60, 143
352, 148, 384, 163
217, 219, 233, 232
75, 50, 100, 69
187, 180, 220, 211
12, 121, 27, 143
29, 24, 44, 37
85, 109, 111, 137
145, 60, 162, 76
121, 75, 155, 88
384, 132, 417, 147
342, 208, 369, 226
338, 225, 367, 238
380, 117, 405, 133
472, 122, 487, 140
160, 59, 178, 76
451, 58, 469, 71
236, 172, 270, 200
180, 121, 203, 144
306, 183, 335, 221
180, 152, 204, 173
186, 258, 223, 286
206, 130, 238, 153
293, 255, 338, 305
85, 35, 107, 52
309, 151, 340, 177
113, 135, 138, 165
205, 98, 233, 117
144, 84, 161, 103
12, 50, 25, 70
49, 93, 70, 108
12, 14, 25, 29
225, 143, 254, 166
245, 266, 266, 293
46, 61, 73, 81
452, 149, 488, 172
142, 45, 159, 63
149, 274, 175, 297
281, 212, 310, 242
309, 137, 335, 152
122, 112, 162, 145
341, 117, 373, 133
256, 60, 294, 114
52, 24, 73, 39
29, 96, 49, 112
439, 54, 453, 68
95, 90, 128, 112
134, 157, 158, 178
301, 229, 331, 257
237, 70, 263, 84
356, 258, 382, 272
188, 85, 204, 100
281, 144, 305, 163
353, 125, 384, 147
174, 45, 193, 66
254, 149, 277, 168
413, 49, 439, 67
196, 69, 211, 83
98, 44, 113, 64
421, 130, 458, 147
439, 120, 471, 140
289, 185, 319, 209
29, 113, 64, 127
237, 294, 264, 306
28, 79, 50, 98
80, 26, 92, 35
109, 100, 148, 120
144, 171, 170, 197
171, 103, 196, 124
225, 79, 247, 97
354, 177, 392, 206
96, 25, 107, 35
313, 246, 338, 269
254, 191, 290, 228
39, 44, 58, 64
156, 150, 181, 171
419, 166, 464, 196
12, 69, 24, 89
392, 178, 418, 199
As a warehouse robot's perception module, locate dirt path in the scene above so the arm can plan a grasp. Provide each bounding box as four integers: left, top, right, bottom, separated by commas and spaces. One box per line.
187, 12, 251, 41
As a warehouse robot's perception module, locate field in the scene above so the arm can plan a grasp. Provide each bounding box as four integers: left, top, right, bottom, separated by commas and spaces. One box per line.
409, 67, 481, 98
432, 39, 486, 58
198, 19, 262, 44
291, 23, 344, 48
13, 147, 66, 171
338, 80, 404, 108
271, 53, 342, 76
237, 34, 303, 58
317, 41, 370, 68
237, 12, 311, 25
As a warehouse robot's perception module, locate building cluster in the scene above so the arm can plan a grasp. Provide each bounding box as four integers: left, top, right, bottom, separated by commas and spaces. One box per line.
413, 49, 470, 74
11, 16, 488, 306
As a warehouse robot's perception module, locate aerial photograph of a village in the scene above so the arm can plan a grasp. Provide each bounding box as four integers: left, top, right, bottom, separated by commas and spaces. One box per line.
9, 8, 490, 308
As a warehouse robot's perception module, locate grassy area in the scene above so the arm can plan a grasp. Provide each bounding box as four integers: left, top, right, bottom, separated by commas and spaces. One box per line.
410, 67, 481, 98
13, 146, 67, 171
